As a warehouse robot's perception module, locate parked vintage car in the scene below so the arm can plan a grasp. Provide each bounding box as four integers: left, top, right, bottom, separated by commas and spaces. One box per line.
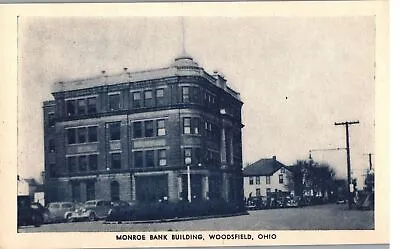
107, 200, 133, 220
17, 196, 47, 227
336, 198, 346, 204
283, 196, 299, 208
47, 202, 77, 222
69, 200, 112, 222
31, 202, 52, 223
246, 196, 268, 210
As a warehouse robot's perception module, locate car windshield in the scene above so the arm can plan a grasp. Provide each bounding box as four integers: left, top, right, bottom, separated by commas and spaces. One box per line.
49, 203, 60, 208
84, 201, 97, 207
62, 203, 73, 208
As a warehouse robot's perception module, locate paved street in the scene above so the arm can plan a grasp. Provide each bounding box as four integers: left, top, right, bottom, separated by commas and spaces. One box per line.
18, 204, 373, 233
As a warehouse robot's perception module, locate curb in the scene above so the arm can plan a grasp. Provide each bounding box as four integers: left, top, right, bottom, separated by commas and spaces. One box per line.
104, 212, 249, 225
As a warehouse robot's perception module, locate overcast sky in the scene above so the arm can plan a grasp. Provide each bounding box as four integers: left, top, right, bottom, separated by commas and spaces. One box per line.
18, 16, 375, 183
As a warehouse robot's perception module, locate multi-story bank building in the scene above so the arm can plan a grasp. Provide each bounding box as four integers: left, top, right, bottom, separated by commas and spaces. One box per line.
43, 55, 244, 206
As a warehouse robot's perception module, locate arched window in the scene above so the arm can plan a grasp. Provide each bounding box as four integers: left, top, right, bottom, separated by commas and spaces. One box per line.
110, 181, 120, 201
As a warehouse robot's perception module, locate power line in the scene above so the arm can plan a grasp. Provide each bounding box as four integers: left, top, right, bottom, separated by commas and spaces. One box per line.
308, 147, 346, 160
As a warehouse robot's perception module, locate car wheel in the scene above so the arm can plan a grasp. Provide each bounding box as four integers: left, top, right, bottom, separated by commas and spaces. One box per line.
88, 212, 96, 222
33, 214, 43, 227
66, 213, 73, 223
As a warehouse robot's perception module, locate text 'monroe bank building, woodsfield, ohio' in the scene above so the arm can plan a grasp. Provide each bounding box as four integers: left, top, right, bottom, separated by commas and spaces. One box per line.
43, 55, 244, 206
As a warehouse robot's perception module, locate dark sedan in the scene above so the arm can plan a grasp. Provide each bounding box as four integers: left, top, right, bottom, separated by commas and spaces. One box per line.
18, 197, 47, 227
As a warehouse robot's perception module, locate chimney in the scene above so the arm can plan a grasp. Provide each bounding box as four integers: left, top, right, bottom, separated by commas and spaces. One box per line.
272, 156, 276, 161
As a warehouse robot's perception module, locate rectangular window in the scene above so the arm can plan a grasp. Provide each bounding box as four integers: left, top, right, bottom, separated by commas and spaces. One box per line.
134, 151, 143, 168
157, 120, 166, 136
49, 163, 56, 177
111, 153, 121, 169
48, 113, 55, 127
256, 188, 261, 196
133, 121, 143, 138
158, 149, 167, 167
72, 182, 80, 202
67, 129, 76, 144
249, 177, 254, 185
87, 97, 97, 114
88, 154, 98, 170
109, 94, 120, 111
182, 86, 190, 103
205, 121, 213, 137
192, 117, 200, 134
88, 126, 98, 142
67, 157, 76, 173
109, 122, 121, 140
266, 176, 271, 184
49, 139, 55, 152
256, 176, 260, 185
66, 100, 76, 116
184, 148, 192, 164
156, 88, 164, 98
183, 118, 191, 134
77, 127, 86, 143
78, 155, 87, 171
192, 87, 200, 103
279, 174, 284, 184
132, 92, 142, 108
194, 147, 202, 165
144, 120, 154, 137
77, 99, 86, 115
156, 88, 165, 106
144, 90, 153, 107
145, 150, 154, 168
86, 182, 95, 201
280, 168, 286, 173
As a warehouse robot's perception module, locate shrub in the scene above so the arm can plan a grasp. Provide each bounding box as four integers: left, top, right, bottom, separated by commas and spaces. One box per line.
106, 199, 244, 222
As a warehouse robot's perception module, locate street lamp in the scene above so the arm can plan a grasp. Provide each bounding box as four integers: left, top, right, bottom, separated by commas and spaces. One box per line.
185, 157, 192, 203
184, 157, 202, 203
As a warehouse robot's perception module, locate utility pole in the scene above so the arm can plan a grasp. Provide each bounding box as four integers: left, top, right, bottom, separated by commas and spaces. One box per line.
368, 153, 373, 171
335, 120, 359, 210
362, 153, 374, 171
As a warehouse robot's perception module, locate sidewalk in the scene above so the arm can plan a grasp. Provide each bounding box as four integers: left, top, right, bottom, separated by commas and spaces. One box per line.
104, 211, 249, 225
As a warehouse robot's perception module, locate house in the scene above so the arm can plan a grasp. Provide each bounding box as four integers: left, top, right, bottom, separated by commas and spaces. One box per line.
43, 54, 244, 207
17, 176, 45, 204
243, 156, 292, 198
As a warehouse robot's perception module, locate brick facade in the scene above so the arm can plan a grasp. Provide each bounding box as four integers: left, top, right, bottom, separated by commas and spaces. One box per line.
43, 55, 244, 206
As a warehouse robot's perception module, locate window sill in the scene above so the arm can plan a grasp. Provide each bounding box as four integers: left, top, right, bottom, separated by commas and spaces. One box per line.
131, 136, 167, 140
66, 142, 99, 146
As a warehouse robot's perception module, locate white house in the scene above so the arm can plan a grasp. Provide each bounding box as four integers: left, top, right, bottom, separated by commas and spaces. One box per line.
243, 156, 292, 198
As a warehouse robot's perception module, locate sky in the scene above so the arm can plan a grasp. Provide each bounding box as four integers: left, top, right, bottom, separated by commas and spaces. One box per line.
18, 16, 375, 185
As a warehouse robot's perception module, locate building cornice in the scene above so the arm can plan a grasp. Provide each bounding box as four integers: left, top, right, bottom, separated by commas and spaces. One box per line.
51, 57, 241, 101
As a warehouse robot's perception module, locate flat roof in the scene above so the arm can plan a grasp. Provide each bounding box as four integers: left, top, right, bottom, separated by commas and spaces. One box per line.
51, 56, 241, 101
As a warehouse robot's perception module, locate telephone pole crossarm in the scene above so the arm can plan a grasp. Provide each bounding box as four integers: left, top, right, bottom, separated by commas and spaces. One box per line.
334, 121, 360, 126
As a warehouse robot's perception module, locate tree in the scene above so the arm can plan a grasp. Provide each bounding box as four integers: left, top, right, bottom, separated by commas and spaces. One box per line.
286, 159, 337, 202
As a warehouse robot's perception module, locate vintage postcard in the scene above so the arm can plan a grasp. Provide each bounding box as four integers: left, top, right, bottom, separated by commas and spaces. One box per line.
0, 1, 389, 248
